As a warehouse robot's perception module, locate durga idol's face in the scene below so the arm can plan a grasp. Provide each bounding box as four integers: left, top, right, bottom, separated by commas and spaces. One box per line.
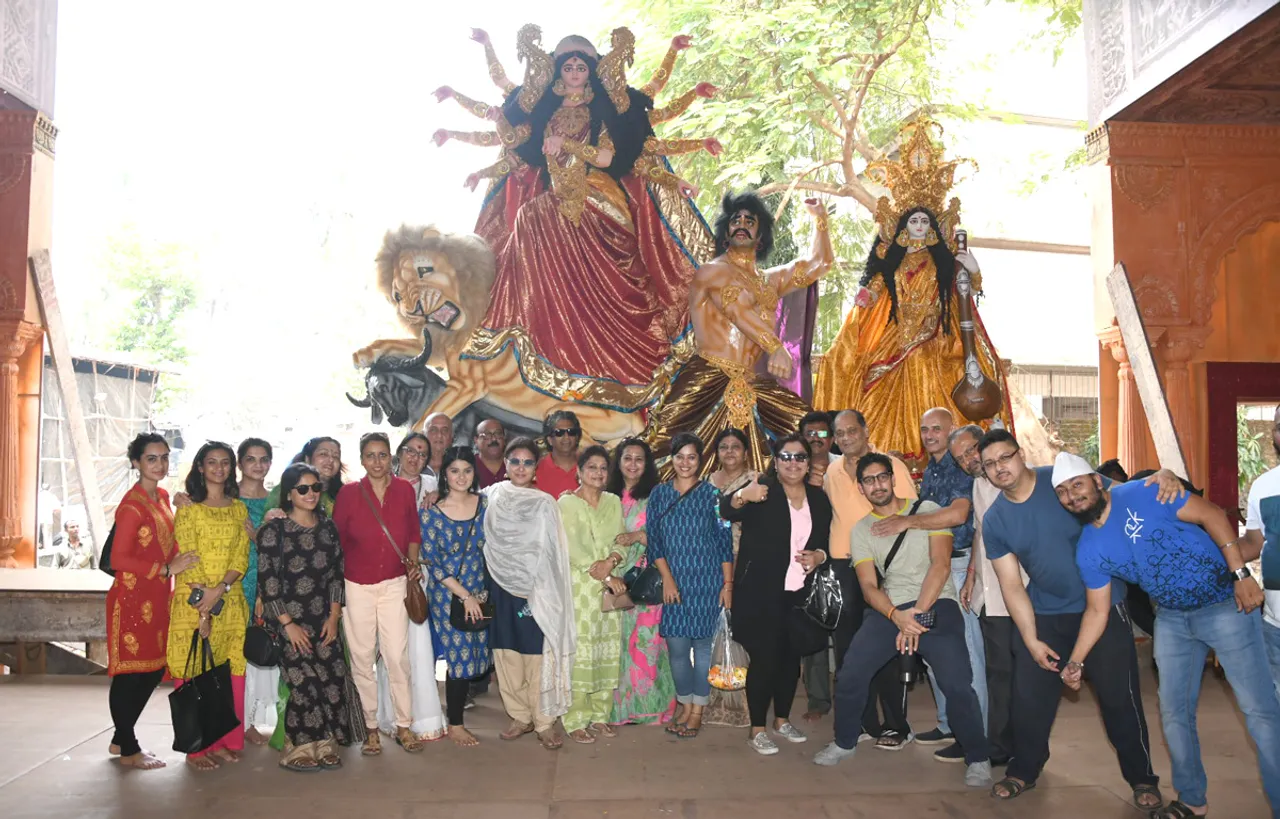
728, 210, 759, 249
905, 211, 931, 241
561, 57, 590, 90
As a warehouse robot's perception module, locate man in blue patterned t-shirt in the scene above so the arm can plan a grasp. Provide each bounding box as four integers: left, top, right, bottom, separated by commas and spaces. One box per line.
1055, 455, 1280, 819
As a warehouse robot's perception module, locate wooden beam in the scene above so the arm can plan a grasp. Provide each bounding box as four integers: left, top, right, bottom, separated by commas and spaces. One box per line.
968, 236, 1091, 256
28, 250, 111, 557
1105, 262, 1187, 478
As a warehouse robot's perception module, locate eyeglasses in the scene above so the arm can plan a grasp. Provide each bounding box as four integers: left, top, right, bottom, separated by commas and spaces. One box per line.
293, 484, 324, 496
803, 430, 830, 439
549, 428, 581, 438
398, 449, 425, 459
507, 457, 536, 467
980, 450, 1020, 471
476, 431, 503, 439
775, 451, 809, 463
859, 472, 893, 487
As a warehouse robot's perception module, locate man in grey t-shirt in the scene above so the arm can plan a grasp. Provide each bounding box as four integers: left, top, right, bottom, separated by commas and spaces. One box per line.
815, 454, 991, 789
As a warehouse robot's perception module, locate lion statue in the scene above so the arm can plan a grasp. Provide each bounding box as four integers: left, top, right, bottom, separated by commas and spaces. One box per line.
352, 225, 644, 441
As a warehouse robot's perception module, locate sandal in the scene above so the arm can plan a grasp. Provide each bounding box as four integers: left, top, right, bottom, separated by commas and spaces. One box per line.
395, 727, 425, 753
590, 722, 618, 739
500, 721, 534, 741
1152, 801, 1205, 819
279, 757, 321, 773
664, 721, 687, 735
991, 777, 1036, 800
361, 733, 382, 757
1133, 784, 1165, 811
319, 754, 342, 770
536, 730, 563, 750
569, 728, 596, 744
677, 716, 702, 739
875, 730, 910, 751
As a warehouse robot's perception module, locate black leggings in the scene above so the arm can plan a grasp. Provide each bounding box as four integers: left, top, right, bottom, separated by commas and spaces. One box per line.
445, 676, 472, 726
109, 668, 165, 757
746, 607, 803, 728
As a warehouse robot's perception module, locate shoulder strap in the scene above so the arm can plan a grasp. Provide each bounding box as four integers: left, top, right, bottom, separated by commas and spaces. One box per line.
361, 483, 409, 565
881, 499, 926, 575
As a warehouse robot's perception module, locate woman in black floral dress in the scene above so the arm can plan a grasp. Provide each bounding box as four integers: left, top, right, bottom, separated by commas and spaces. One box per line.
258, 463, 364, 772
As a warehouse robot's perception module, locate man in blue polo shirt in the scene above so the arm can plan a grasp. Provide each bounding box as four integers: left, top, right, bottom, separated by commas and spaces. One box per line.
978, 430, 1165, 810
1055, 452, 1280, 819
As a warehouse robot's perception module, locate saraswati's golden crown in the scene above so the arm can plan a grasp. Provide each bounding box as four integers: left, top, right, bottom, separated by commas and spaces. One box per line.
867, 115, 975, 253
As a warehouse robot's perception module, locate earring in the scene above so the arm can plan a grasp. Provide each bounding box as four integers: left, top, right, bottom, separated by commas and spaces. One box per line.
925, 227, 938, 246
895, 229, 909, 247
552, 78, 567, 96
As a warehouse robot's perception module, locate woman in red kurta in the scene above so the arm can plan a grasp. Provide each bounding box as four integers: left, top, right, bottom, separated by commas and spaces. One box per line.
106, 433, 199, 770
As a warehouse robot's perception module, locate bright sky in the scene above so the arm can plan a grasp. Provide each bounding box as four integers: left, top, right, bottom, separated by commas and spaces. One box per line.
49, 1, 1094, 462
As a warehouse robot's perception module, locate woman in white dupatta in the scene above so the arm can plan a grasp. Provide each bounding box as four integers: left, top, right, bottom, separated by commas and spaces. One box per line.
482, 437, 576, 751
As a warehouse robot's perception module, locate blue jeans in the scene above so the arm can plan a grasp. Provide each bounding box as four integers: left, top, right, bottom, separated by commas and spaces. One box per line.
1266, 620, 1280, 701
928, 555, 988, 734
666, 635, 713, 706
1155, 600, 1280, 813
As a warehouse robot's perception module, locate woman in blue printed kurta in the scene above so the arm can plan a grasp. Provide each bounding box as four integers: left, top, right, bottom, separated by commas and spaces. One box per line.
648, 432, 734, 738
421, 446, 492, 747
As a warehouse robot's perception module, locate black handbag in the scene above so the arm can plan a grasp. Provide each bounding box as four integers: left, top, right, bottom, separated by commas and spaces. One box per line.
624, 564, 664, 605
98, 524, 118, 577
168, 631, 241, 754
449, 593, 494, 631
798, 562, 843, 630
244, 620, 281, 667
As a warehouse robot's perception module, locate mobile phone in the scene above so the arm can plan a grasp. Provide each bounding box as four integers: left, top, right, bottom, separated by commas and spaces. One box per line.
187, 588, 204, 606
914, 610, 936, 628
210, 597, 225, 616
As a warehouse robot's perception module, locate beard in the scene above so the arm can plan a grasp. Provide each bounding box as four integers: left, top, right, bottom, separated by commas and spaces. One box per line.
1070, 495, 1108, 526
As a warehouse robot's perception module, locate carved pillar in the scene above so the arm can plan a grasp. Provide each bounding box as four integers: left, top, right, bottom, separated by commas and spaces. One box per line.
1161, 327, 1209, 482
1098, 326, 1157, 474
0, 317, 42, 567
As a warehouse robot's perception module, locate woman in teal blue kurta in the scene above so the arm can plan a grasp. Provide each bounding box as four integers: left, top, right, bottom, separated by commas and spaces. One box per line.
237, 438, 277, 746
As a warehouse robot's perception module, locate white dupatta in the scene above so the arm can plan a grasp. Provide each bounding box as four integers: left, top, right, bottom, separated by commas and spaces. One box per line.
482, 481, 577, 717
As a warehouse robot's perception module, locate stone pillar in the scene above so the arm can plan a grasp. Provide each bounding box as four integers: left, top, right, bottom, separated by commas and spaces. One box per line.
0, 318, 41, 566
1098, 326, 1158, 474
1161, 327, 1209, 482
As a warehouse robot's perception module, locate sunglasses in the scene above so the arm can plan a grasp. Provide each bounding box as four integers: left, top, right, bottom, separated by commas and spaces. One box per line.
776, 451, 809, 463
507, 457, 537, 467
293, 484, 324, 496
803, 430, 830, 439
548, 428, 581, 438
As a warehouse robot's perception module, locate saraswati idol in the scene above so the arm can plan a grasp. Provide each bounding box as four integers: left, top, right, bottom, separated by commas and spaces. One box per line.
431, 26, 722, 440
814, 117, 1012, 463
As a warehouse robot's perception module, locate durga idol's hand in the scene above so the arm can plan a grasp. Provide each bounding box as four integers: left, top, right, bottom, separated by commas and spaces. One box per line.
854, 286, 875, 309
470, 28, 491, 46
464, 174, 481, 192
695, 82, 718, 99
433, 86, 454, 102
767, 346, 795, 379
803, 197, 827, 217
432, 129, 450, 147
955, 248, 980, 274
672, 34, 692, 50
703, 138, 723, 157
543, 134, 565, 156
678, 180, 699, 199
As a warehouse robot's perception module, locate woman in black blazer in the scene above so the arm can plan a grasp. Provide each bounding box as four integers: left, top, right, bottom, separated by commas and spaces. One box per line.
721, 433, 832, 756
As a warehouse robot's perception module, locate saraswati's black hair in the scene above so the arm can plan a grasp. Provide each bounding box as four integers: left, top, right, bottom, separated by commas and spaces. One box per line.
858, 206, 958, 334
713, 191, 774, 260
503, 50, 654, 187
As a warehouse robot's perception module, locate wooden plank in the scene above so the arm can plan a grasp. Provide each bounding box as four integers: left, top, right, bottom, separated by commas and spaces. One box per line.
27, 250, 110, 557
1105, 262, 1188, 478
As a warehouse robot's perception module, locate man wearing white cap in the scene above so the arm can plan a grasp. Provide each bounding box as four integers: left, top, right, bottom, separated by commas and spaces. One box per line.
1056, 453, 1280, 819
977, 430, 1178, 810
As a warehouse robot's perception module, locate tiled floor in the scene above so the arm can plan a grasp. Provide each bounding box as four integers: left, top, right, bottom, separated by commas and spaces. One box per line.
1, 650, 1273, 818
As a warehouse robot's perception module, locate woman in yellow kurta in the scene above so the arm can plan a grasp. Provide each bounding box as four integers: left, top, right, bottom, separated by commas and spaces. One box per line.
166, 441, 250, 770
558, 445, 626, 744
815, 118, 1012, 465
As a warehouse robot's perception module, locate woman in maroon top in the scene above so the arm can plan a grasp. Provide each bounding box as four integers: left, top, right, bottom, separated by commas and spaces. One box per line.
333, 432, 424, 756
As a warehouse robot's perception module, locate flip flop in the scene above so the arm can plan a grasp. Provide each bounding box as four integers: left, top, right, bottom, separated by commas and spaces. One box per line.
1133, 784, 1164, 811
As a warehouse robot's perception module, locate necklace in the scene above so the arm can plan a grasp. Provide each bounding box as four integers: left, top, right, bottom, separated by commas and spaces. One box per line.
725, 248, 778, 315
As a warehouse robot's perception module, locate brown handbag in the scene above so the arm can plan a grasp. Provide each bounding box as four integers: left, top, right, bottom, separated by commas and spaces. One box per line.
360, 483, 429, 625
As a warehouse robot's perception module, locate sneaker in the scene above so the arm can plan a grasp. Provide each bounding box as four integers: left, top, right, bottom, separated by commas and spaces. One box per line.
934, 741, 966, 763
873, 729, 914, 751
914, 727, 954, 745
857, 731, 877, 744
463, 693, 476, 711
773, 722, 807, 743
749, 732, 779, 756
964, 760, 993, 788
813, 741, 857, 767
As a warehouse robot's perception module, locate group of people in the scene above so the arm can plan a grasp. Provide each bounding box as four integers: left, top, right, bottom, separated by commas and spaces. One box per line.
101, 403, 1280, 817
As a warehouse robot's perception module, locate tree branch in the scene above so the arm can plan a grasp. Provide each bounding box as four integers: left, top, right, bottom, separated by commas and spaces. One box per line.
806, 70, 850, 128
756, 179, 844, 197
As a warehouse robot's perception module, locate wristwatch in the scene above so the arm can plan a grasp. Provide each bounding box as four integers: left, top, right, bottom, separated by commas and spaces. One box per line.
222, 581, 233, 593
1231, 566, 1252, 581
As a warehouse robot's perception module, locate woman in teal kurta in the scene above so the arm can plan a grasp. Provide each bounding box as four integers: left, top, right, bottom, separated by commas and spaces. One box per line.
558, 446, 626, 743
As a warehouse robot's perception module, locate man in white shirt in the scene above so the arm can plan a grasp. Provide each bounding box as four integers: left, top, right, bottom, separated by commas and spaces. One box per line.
1242, 404, 1280, 692
951, 424, 1024, 767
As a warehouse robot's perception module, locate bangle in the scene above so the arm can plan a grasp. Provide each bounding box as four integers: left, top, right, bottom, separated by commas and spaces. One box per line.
884, 605, 896, 620
1218, 539, 1239, 551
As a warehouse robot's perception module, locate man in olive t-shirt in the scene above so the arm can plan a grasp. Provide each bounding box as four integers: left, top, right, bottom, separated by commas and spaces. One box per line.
816, 454, 991, 789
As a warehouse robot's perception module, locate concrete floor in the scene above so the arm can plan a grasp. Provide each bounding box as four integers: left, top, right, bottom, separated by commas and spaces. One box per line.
1, 648, 1274, 819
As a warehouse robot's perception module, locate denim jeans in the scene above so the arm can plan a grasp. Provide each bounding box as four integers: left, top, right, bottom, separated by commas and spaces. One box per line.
1155, 600, 1280, 812
927, 555, 988, 734
667, 635, 713, 706
1265, 619, 1280, 701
